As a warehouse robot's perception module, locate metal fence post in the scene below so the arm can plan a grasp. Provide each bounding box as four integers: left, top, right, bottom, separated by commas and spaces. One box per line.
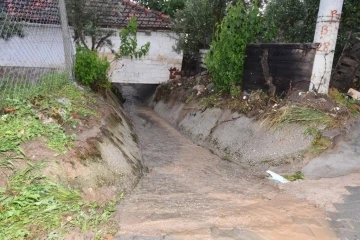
58, 0, 73, 78
309, 0, 344, 94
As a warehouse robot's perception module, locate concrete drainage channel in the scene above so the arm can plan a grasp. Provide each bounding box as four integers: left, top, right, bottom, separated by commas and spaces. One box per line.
113, 84, 360, 240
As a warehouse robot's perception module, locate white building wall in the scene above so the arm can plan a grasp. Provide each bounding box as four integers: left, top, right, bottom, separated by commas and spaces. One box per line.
0, 25, 182, 84
99, 30, 183, 84
0, 24, 67, 69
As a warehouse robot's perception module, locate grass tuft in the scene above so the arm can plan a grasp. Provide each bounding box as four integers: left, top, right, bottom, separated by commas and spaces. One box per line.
0, 73, 69, 105
283, 171, 305, 181
0, 164, 116, 239
263, 106, 334, 128
329, 88, 359, 114
0, 99, 73, 153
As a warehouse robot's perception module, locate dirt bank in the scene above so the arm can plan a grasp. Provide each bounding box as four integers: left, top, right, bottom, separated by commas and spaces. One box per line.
0, 85, 143, 239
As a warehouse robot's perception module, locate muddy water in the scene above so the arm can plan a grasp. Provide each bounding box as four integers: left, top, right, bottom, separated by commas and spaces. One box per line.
115, 85, 338, 240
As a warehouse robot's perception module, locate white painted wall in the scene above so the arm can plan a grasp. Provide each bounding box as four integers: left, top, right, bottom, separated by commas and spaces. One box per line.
99, 30, 183, 84
0, 24, 67, 69
0, 25, 182, 84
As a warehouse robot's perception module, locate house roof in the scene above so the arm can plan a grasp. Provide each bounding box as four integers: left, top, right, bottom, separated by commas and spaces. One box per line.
2, 0, 60, 24
1, 0, 171, 29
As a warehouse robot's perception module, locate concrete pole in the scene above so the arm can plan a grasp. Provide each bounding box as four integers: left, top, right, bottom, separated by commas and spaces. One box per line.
58, 0, 73, 78
310, 0, 344, 94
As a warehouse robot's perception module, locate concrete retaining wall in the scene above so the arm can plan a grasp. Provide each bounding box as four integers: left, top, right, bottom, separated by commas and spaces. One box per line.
152, 99, 313, 169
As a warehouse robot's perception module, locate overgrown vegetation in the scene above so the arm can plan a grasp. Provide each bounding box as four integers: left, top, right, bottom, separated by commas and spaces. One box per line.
75, 46, 111, 90
205, 2, 267, 95
0, 80, 95, 153
0, 164, 116, 239
172, 0, 267, 59
0, 73, 120, 238
0, 99, 73, 153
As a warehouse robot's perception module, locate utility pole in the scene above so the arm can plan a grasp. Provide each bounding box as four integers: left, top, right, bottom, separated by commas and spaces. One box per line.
310, 0, 344, 94
58, 0, 73, 78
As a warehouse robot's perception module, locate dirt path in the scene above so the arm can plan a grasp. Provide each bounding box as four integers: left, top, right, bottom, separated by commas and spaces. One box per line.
114, 86, 338, 240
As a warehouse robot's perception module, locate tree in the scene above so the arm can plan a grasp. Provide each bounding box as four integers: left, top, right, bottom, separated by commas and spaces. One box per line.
262, 0, 317, 43
66, 0, 116, 51
172, 0, 229, 58
205, 1, 266, 94
0, 12, 24, 40
263, 0, 360, 44
136, 0, 185, 17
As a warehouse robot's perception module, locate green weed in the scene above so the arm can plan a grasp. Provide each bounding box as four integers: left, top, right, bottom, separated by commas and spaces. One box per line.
310, 135, 332, 155
32, 82, 97, 120
283, 171, 305, 181
329, 88, 359, 114
198, 92, 223, 108
0, 99, 72, 153
0, 81, 97, 154
0, 73, 69, 105
304, 126, 332, 155
0, 164, 116, 239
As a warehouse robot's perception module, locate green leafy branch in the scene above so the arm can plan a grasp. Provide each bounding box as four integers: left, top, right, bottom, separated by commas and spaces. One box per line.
115, 17, 150, 59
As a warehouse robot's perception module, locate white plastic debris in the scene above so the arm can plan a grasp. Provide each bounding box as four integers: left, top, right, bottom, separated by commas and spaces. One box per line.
266, 170, 290, 183
243, 96, 247, 100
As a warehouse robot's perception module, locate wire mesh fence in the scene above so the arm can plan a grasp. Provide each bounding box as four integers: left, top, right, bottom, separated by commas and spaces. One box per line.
0, 0, 74, 104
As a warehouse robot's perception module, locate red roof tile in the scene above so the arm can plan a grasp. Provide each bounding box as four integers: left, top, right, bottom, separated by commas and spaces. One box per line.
2, 0, 171, 29
2, 0, 60, 24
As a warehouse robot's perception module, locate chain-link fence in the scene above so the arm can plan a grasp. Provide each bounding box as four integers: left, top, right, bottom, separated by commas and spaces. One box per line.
0, 0, 74, 103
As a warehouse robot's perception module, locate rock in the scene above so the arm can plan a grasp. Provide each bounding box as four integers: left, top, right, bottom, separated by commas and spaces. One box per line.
56, 97, 71, 106
195, 75, 203, 85
38, 113, 56, 124
193, 85, 206, 96
347, 88, 360, 100
206, 83, 215, 92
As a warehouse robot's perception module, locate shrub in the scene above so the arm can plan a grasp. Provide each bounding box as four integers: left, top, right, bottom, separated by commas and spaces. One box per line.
205, 2, 264, 95
74, 46, 110, 90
